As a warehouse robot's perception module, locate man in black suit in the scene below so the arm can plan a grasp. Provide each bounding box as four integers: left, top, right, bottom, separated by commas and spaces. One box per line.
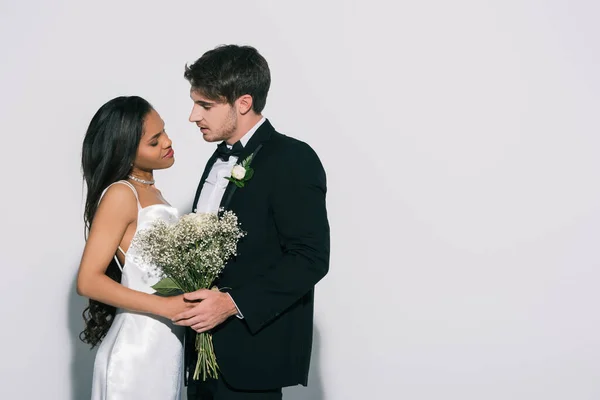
173, 44, 330, 400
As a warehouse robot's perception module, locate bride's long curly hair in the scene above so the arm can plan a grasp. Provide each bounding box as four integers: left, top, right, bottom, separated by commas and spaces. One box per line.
79, 96, 153, 348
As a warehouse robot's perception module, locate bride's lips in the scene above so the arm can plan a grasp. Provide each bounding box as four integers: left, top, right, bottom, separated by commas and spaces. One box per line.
163, 148, 175, 158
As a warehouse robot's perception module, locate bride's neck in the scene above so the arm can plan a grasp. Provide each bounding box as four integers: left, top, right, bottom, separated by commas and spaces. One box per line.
129, 168, 154, 181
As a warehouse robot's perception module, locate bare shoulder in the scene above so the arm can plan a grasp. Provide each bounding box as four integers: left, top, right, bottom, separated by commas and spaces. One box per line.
95, 182, 138, 224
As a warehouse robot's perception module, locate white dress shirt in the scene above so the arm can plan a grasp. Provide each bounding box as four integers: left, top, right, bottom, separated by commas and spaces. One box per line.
193, 117, 266, 318
194, 117, 266, 214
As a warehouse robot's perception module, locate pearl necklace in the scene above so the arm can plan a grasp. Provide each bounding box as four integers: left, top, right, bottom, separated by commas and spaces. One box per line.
128, 175, 155, 185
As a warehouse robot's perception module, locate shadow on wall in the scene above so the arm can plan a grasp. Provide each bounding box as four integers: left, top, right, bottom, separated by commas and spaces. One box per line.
283, 325, 325, 400
68, 273, 96, 399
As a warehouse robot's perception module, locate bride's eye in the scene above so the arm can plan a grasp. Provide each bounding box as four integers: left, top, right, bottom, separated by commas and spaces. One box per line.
150, 142, 159, 147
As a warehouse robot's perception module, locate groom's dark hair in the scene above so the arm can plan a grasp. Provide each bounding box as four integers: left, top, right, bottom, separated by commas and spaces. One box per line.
184, 44, 271, 113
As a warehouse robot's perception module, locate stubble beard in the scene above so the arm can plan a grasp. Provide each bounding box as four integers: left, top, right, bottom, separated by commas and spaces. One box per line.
211, 107, 238, 143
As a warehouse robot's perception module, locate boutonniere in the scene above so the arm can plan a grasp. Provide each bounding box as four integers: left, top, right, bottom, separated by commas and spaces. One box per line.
225, 154, 255, 188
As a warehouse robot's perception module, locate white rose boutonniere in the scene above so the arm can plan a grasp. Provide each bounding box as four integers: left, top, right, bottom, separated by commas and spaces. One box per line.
225, 154, 255, 188
231, 165, 246, 180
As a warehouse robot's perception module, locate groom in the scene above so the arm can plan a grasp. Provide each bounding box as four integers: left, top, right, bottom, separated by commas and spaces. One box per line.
173, 44, 330, 399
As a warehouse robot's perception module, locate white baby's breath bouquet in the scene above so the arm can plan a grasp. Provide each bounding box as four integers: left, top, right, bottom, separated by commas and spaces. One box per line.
131, 210, 245, 381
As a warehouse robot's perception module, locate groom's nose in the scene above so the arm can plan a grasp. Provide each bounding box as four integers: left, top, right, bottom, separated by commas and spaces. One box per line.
189, 104, 203, 122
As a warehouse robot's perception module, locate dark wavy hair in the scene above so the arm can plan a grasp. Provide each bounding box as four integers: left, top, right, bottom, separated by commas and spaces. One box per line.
79, 96, 153, 348
184, 44, 271, 113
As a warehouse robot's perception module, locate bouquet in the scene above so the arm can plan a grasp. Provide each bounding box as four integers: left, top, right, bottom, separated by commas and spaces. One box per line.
131, 210, 245, 380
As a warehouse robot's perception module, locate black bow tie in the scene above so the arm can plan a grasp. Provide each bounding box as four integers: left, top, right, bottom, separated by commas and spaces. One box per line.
216, 141, 244, 161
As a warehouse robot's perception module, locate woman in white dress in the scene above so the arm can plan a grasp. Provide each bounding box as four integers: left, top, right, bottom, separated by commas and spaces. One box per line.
77, 96, 193, 399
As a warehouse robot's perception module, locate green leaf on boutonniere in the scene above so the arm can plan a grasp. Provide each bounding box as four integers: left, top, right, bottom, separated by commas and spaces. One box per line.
244, 168, 254, 181
151, 277, 183, 296
242, 154, 254, 167
224, 154, 255, 188
226, 177, 245, 188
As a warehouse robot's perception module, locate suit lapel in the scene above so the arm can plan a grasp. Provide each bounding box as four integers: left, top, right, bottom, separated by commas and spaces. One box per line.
219, 119, 274, 211
192, 151, 219, 212
219, 143, 264, 211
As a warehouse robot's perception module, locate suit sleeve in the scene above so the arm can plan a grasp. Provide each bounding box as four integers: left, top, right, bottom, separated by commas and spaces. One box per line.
229, 142, 330, 334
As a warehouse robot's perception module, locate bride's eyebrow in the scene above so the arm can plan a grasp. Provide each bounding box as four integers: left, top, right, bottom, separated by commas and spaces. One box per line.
146, 131, 162, 141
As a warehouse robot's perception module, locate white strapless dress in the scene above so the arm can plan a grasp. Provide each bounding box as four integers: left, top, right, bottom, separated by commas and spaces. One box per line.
91, 202, 185, 400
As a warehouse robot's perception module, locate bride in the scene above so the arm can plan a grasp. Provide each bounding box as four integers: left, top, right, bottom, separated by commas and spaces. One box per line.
76, 96, 192, 399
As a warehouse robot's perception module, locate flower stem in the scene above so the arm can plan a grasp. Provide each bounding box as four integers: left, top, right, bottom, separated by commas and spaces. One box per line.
193, 332, 219, 381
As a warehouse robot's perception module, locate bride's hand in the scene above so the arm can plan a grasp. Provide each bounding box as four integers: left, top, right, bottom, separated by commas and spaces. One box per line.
159, 294, 196, 320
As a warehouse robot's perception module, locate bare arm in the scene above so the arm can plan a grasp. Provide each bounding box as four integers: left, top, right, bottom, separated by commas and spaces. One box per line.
76, 184, 188, 319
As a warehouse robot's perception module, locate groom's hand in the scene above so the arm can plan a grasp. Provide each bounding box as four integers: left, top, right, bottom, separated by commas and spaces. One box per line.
172, 289, 238, 332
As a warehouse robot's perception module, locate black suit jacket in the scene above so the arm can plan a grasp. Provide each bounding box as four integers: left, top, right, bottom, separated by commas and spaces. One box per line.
186, 119, 330, 390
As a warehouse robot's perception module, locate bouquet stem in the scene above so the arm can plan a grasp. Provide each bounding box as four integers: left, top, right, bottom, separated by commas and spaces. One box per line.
193, 332, 219, 381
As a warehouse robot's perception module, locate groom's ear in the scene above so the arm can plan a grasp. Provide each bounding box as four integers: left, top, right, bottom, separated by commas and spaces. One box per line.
237, 94, 254, 115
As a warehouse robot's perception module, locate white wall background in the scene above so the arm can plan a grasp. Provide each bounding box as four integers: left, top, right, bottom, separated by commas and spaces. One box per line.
1, 1, 599, 399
